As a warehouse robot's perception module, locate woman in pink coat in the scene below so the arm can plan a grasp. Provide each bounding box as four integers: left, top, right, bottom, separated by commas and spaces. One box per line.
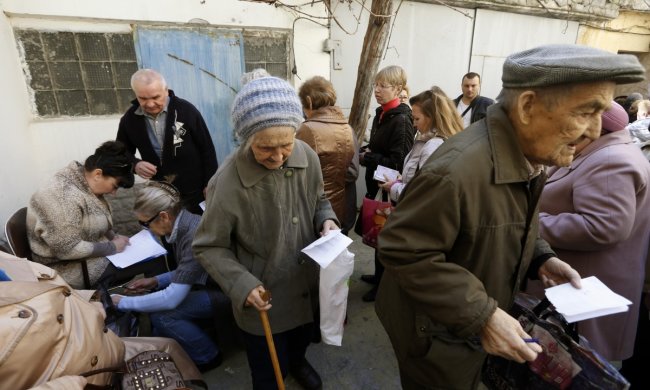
535, 101, 650, 362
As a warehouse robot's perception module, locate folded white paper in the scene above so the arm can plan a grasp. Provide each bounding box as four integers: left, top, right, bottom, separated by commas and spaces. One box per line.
373, 165, 400, 182
545, 276, 632, 323
301, 230, 353, 269
107, 230, 167, 269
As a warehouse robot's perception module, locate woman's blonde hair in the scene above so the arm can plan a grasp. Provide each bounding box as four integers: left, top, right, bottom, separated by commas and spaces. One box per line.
298, 76, 337, 110
410, 86, 464, 139
375, 65, 407, 90
134, 180, 182, 218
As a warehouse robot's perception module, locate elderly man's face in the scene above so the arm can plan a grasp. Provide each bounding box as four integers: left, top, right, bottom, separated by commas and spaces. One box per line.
133, 80, 168, 116
250, 126, 295, 170
519, 81, 615, 167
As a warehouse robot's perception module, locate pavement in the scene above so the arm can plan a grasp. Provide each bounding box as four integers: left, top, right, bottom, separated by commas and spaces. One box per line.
201, 231, 401, 389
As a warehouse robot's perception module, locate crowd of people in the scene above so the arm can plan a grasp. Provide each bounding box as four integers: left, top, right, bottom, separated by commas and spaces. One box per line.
1, 43, 649, 390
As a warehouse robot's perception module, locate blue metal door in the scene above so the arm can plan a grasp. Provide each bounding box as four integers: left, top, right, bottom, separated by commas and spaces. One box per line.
135, 26, 244, 164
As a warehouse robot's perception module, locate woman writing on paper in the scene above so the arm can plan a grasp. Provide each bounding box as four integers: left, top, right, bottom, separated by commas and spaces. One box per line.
27, 141, 138, 289
111, 181, 227, 371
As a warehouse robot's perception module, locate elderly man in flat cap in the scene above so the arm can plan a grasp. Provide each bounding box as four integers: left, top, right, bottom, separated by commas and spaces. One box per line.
375, 44, 645, 389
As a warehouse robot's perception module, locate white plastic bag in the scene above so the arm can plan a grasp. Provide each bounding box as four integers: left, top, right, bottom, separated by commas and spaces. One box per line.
319, 248, 355, 346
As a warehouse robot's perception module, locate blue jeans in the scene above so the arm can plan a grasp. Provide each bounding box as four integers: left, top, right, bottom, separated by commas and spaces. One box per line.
150, 290, 219, 365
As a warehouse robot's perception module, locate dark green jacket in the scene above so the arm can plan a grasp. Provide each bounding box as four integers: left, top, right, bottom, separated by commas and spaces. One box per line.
376, 103, 554, 389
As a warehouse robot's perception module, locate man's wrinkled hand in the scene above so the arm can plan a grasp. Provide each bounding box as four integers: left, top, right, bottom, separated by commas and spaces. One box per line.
480, 307, 542, 363
538, 257, 581, 289
135, 161, 157, 179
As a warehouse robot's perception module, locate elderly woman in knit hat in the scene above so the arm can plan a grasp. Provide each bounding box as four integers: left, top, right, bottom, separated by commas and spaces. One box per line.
193, 76, 338, 390
529, 101, 650, 367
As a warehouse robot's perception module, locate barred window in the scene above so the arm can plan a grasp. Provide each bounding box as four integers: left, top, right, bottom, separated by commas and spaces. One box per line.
15, 30, 138, 117
243, 30, 291, 80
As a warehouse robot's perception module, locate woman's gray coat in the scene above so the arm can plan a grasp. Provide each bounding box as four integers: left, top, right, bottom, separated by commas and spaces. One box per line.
193, 140, 338, 336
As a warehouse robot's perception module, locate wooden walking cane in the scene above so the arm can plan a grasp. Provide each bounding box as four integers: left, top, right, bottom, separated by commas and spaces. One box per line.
259, 290, 285, 390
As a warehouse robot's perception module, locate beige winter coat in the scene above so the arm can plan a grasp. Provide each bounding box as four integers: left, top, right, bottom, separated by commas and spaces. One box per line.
27, 161, 113, 288
0, 251, 201, 390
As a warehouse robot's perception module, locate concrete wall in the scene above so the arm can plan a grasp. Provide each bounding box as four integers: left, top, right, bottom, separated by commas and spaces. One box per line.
577, 11, 650, 97
0, 0, 329, 229
471, 9, 579, 100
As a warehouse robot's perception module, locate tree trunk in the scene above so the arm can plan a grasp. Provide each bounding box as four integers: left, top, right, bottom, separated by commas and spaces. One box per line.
348, 0, 394, 144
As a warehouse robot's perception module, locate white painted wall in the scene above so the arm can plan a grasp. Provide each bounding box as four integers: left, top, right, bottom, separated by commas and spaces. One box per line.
471, 9, 579, 100
0, 0, 329, 229
328, 2, 579, 202
0, 7, 36, 226
329, 3, 579, 130
330, 1, 475, 115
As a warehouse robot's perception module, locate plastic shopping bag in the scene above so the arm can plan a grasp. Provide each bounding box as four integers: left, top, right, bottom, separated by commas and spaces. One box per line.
319, 249, 355, 346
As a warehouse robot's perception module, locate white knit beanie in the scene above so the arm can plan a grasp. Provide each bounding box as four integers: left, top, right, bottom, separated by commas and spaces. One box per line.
231, 77, 304, 142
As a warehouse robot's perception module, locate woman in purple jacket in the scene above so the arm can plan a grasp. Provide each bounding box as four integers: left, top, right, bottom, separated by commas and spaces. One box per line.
531, 101, 650, 364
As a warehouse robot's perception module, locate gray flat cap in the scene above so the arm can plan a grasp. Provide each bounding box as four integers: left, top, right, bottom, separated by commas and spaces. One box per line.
502, 44, 645, 88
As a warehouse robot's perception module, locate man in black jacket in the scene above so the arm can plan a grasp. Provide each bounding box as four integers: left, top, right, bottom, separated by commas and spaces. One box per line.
116, 69, 218, 214
454, 72, 494, 128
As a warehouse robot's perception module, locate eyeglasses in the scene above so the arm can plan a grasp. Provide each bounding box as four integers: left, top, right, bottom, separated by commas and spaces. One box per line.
139, 212, 161, 229
374, 83, 394, 90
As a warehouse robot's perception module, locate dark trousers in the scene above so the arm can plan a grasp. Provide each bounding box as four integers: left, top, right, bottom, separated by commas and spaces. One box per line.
241, 322, 314, 390
374, 250, 384, 280
620, 292, 649, 388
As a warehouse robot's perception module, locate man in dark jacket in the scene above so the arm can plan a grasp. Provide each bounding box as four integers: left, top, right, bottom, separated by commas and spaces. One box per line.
376, 45, 645, 389
116, 69, 218, 214
454, 72, 494, 128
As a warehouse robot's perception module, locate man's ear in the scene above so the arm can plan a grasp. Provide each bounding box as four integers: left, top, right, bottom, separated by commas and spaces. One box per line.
306, 96, 313, 111
516, 90, 537, 125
